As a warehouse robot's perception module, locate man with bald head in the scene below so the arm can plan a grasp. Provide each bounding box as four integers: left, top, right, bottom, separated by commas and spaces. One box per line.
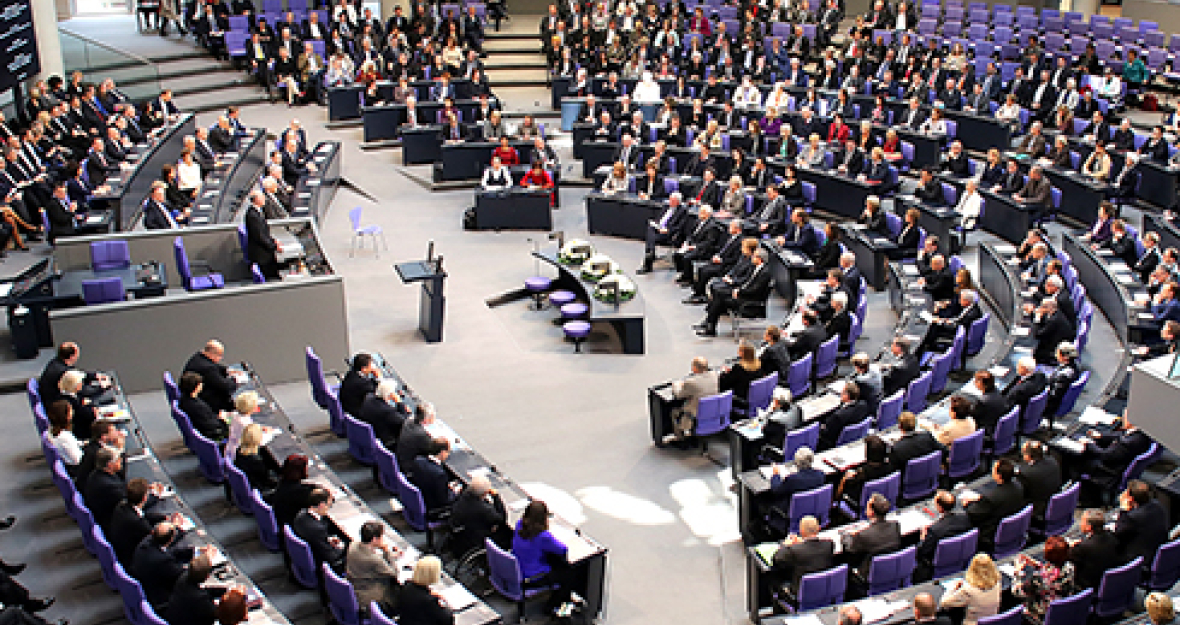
669, 356, 720, 445
208, 116, 235, 154
183, 340, 238, 412
771, 515, 835, 591
912, 593, 951, 625
40, 341, 109, 404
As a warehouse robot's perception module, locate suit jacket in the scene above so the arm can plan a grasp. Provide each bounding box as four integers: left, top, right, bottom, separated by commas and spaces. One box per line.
346, 542, 400, 609
1114, 500, 1169, 565
965, 480, 1025, 543
1002, 371, 1047, 411
781, 223, 820, 256
922, 266, 956, 302
1032, 310, 1073, 364
183, 352, 237, 413
1093, 429, 1152, 471
245, 204, 278, 272
973, 390, 1009, 437
142, 199, 177, 230
108, 502, 164, 564
1016, 458, 1061, 518
884, 353, 922, 397
409, 456, 455, 513
916, 511, 972, 562
769, 467, 825, 510
890, 430, 944, 473
179, 394, 227, 441
132, 537, 194, 606
84, 469, 126, 528
395, 420, 433, 468
772, 537, 836, 589
788, 324, 827, 360
339, 370, 378, 417
165, 577, 221, 625
1018, 176, 1051, 206
266, 480, 315, 527
359, 393, 406, 444
1070, 530, 1123, 590
209, 126, 234, 153
398, 582, 454, 625
821, 400, 870, 447
292, 509, 347, 568
844, 520, 902, 576
735, 263, 773, 301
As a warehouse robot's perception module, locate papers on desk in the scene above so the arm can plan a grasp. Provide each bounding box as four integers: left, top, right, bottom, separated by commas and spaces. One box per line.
297, 192, 312, 199
781, 614, 825, 625
894, 508, 935, 535
754, 542, 779, 565
919, 310, 934, 323
1053, 435, 1087, 454
424, 422, 470, 451
903, 334, 923, 344
801, 393, 842, 422
0, 283, 11, 298
1139, 312, 1157, 323
98, 406, 131, 422
989, 365, 1010, 379
827, 380, 848, 395
192, 216, 210, 224
1134, 293, 1151, 306
1079, 406, 1120, 427
208, 547, 229, 568
260, 427, 281, 447
308, 179, 321, 186
107, 178, 122, 184
434, 583, 479, 611
1116, 273, 1136, 286
86, 215, 104, 224
994, 244, 1017, 255
958, 488, 979, 501
1012, 326, 1031, 337
960, 383, 982, 397
851, 598, 911, 624
902, 264, 921, 277
176, 515, 196, 532
998, 563, 1018, 578
940, 578, 964, 591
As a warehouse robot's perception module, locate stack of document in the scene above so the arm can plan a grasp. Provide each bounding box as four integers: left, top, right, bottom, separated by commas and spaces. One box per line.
1079, 406, 1119, 426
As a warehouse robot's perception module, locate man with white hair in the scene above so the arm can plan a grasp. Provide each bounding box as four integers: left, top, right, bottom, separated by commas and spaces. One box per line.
825, 292, 852, 344
450, 474, 509, 553
921, 289, 982, 354
838, 252, 862, 308
259, 177, 291, 219
1002, 357, 1048, 412
768, 447, 825, 513
245, 191, 282, 280
1031, 298, 1073, 365
359, 379, 407, 445
208, 116, 235, 154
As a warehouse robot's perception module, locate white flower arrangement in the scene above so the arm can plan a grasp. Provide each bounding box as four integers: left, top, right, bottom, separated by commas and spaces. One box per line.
594, 274, 637, 303
580, 254, 620, 282
558, 239, 595, 265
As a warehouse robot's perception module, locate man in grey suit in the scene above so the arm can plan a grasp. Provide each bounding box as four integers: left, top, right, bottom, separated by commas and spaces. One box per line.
843, 493, 902, 577
346, 521, 400, 615
670, 357, 720, 445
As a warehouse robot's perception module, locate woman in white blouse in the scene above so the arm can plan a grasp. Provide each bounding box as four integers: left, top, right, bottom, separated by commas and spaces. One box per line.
481, 156, 514, 190
920, 107, 947, 135
47, 400, 83, 468
954, 179, 983, 250
633, 71, 662, 103
177, 150, 203, 194
225, 391, 260, 461
940, 554, 1002, 625
734, 77, 762, 108
798, 134, 826, 168
994, 94, 1023, 132
601, 161, 631, 195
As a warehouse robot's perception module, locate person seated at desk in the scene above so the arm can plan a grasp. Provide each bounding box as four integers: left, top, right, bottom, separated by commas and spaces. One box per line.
770, 515, 835, 592
1101, 219, 1141, 267
804, 225, 842, 279
143, 182, 188, 230
1042, 136, 1073, 170
962, 459, 1025, 552
695, 248, 772, 337
346, 521, 402, 617
882, 338, 922, 398
267, 454, 315, 528
915, 490, 971, 577
1013, 536, 1077, 621
824, 292, 853, 346
441, 113, 466, 143
1031, 300, 1075, 366
913, 168, 944, 205
183, 340, 238, 414
481, 156, 514, 190
686, 228, 752, 305
842, 493, 902, 577
925, 395, 977, 447
408, 438, 458, 520
1109, 153, 1142, 206
450, 475, 510, 556
361, 379, 408, 447
635, 161, 665, 201
886, 207, 921, 260
767, 446, 825, 518
801, 269, 851, 324
46, 400, 83, 472
1114, 479, 1170, 568
777, 210, 821, 258
861, 148, 893, 190
970, 370, 1008, 440
234, 423, 277, 492
1014, 165, 1053, 225
492, 136, 519, 166
849, 353, 883, 411
512, 500, 574, 617
520, 160, 555, 206
787, 311, 827, 361
59, 371, 98, 441
857, 195, 889, 237
1081, 111, 1113, 145
1016, 122, 1048, 159
819, 382, 870, 450
674, 204, 724, 283
599, 161, 631, 197
293, 488, 350, 573
1081, 141, 1113, 182
637, 192, 691, 274
1112, 118, 1137, 152
1001, 357, 1047, 414
834, 137, 866, 178
398, 556, 455, 625
940, 555, 1002, 625
837, 433, 891, 505
1135, 231, 1164, 283
482, 110, 507, 142
339, 352, 380, 418
1068, 508, 1124, 590
718, 176, 749, 220
668, 356, 721, 446
40, 341, 108, 405
719, 340, 772, 409
132, 521, 204, 610
941, 140, 970, 178
1142, 126, 1172, 163
991, 159, 1024, 197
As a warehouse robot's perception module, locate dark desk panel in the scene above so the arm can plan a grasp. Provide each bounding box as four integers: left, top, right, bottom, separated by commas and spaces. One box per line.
402, 126, 444, 165
763, 239, 813, 307
581, 140, 618, 178
841, 226, 895, 291
1044, 169, 1106, 226
474, 189, 552, 230
327, 85, 363, 121
438, 141, 534, 182
1139, 160, 1179, 209
585, 193, 664, 240
787, 164, 875, 220
902, 200, 956, 257
979, 191, 1034, 244
943, 109, 1012, 153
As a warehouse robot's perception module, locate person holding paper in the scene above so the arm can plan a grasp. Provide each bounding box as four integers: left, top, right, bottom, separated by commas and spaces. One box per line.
132, 521, 203, 608
165, 554, 235, 625
399, 556, 454, 625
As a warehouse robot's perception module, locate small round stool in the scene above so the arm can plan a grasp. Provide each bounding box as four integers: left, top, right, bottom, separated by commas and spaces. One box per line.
549, 290, 577, 309
560, 302, 589, 320
562, 320, 592, 352
524, 276, 552, 310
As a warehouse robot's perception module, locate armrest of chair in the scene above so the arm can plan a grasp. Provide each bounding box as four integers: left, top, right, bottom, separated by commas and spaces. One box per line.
188, 259, 218, 276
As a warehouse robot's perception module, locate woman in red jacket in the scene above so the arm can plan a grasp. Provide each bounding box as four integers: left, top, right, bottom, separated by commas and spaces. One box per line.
827, 113, 851, 144
520, 161, 555, 206
492, 136, 519, 165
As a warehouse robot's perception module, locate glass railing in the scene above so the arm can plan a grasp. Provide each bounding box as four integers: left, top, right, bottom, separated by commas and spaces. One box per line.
58, 27, 161, 102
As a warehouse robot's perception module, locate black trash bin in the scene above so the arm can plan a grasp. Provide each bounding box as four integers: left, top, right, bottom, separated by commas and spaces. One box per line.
9, 305, 38, 359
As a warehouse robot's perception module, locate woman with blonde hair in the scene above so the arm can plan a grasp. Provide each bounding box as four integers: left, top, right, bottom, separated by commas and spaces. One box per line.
234, 423, 277, 491
225, 391, 260, 460
398, 556, 453, 625
720, 340, 770, 408
940, 553, 1001, 625
601, 161, 630, 196
1147, 592, 1175, 625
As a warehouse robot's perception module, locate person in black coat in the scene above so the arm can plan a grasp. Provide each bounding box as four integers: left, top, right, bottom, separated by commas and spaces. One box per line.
820, 383, 871, 449
266, 454, 316, 527
920, 255, 956, 303
408, 440, 457, 519
245, 191, 282, 280
165, 555, 228, 625
843, 494, 903, 577
767, 448, 827, 515
1002, 358, 1048, 412
787, 312, 827, 360
84, 448, 126, 528
339, 353, 380, 418
1085, 413, 1153, 478
674, 206, 724, 283
1031, 300, 1074, 365
177, 372, 227, 442
718, 342, 771, 407
399, 558, 455, 625
292, 488, 349, 572
882, 337, 921, 397
915, 491, 972, 566
450, 476, 509, 554
396, 406, 436, 471
971, 371, 1009, 439
771, 516, 836, 590
890, 412, 945, 474
183, 340, 238, 414
234, 424, 278, 491
1114, 480, 1170, 568
132, 523, 196, 608
107, 479, 165, 565
1069, 509, 1125, 590
697, 249, 773, 336
964, 459, 1025, 552
39, 342, 107, 405
1015, 441, 1062, 519
360, 380, 408, 446
837, 435, 893, 504
778, 210, 821, 258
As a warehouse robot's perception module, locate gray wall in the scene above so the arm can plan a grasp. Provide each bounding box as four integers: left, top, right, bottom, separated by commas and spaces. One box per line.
1122, 0, 1180, 35
50, 276, 351, 394
1128, 355, 1180, 453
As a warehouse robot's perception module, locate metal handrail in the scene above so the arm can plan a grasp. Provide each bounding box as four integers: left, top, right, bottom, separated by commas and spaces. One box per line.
57, 27, 161, 90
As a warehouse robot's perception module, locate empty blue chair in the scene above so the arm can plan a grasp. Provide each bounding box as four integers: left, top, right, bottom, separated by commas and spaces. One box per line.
327, 390, 347, 438
249, 490, 281, 552
162, 371, 179, 404
283, 525, 321, 589
813, 336, 838, 380
141, 602, 168, 625
222, 458, 255, 515
876, 391, 903, 430
1052, 370, 1089, 419
174, 237, 225, 291
25, 378, 39, 409
965, 312, 989, 357
344, 414, 376, 465
1044, 590, 1093, 625
989, 408, 1019, 458
901, 451, 941, 502
373, 440, 401, 495
905, 370, 932, 413
785, 484, 833, 535
1145, 537, 1180, 591
931, 528, 978, 577
237, 223, 249, 263
797, 565, 848, 611
978, 606, 1023, 625
349, 206, 387, 257
836, 417, 872, 446
82, 277, 125, 305
1020, 389, 1049, 437
113, 563, 150, 625
992, 504, 1033, 558
695, 391, 733, 438
93, 526, 120, 589
305, 346, 337, 411
787, 354, 812, 397
1093, 557, 1144, 619
191, 430, 225, 484
251, 264, 266, 284
865, 546, 916, 596
947, 430, 984, 480
743, 373, 778, 419
90, 240, 131, 270
783, 422, 820, 462
927, 350, 953, 395
1037, 482, 1080, 537
323, 563, 363, 625
486, 538, 553, 621
371, 603, 396, 625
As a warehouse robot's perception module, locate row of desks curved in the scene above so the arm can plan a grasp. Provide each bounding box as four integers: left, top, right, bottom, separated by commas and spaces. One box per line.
28, 372, 292, 625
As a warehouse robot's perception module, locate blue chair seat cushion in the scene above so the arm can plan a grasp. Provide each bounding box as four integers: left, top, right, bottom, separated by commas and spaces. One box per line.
191, 273, 225, 290
560, 302, 589, 318
549, 290, 577, 306
525, 277, 552, 292
562, 321, 592, 338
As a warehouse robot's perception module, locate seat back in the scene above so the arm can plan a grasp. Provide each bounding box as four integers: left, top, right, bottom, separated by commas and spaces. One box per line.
966, 312, 990, 356
249, 490, 281, 552
323, 563, 361, 625
788, 354, 813, 397
349, 206, 364, 233
191, 430, 225, 483
1044, 589, 1094, 625
282, 525, 321, 589
905, 370, 932, 413
866, 546, 916, 596
991, 407, 1019, 457
902, 451, 941, 501
1053, 370, 1089, 417
784, 422, 820, 461
1147, 537, 1180, 591
836, 417, 872, 446
992, 504, 1033, 559
485, 538, 525, 601
932, 528, 979, 578
1121, 442, 1161, 492
1043, 482, 1080, 536
162, 371, 179, 404
26, 377, 39, 409
223, 458, 255, 515
787, 484, 833, 534
746, 373, 778, 418
814, 336, 838, 379
90, 240, 131, 271
857, 472, 900, 519
928, 350, 953, 395
370, 602, 397, 625
797, 564, 848, 611
113, 563, 148, 625
374, 440, 401, 495
948, 325, 966, 371
173, 237, 195, 288
344, 414, 376, 465
978, 606, 1023, 625
695, 390, 733, 436
876, 390, 903, 430
82, 277, 126, 305
327, 390, 347, 437
251, 264, 266, 284
1020, 389, 1049, 436
947, 429, 984, 479
304, 346, 332, 410
1093, 557, 1144, 618
395, 469, 428, 531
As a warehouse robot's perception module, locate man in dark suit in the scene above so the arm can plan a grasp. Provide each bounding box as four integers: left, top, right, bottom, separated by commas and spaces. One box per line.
899, 98, 927, 130
165, 555, 227, 625
280, 138, 315, 186
964, 459, 1025, 552
1114, 480, 1170, 567
131, 522, 196, 608
108, 479, 165, 565
697, 248, 772, 337
747, 185, 788, 238
771, 515, 835, 590
638, 193, 691, 274
922, 289, 983, 354
684, 220, 746, 304
787, 312, 827, 360
611, 134, 641, 171
971, 371, 1009, 438
882, 338, 921, 397
839, 255, 863, 309
183, 340, 238, 413
83, 447, 126, 528
1031, 299, 1074, 365
674, 205, 724, 283
915, 491, 971, 568
244, 191, 281, 280
208, 116, 235, 153
767, 447, 826, 516
843, 494, 902, 577
396, 405, 436, 469
177, 372, 227, 442
408, 439, 458, 518
39, 341, 107, 405
690, 168, 723, 208
778, 210, 821, 257
359, 380, 408, 446
919, 255, 955, 302
1015, 441, 1061, 519
142, 183, 183, 229
820, 383, 871, 449
1070, 509, 1124, 590
1002, 357, 1048, 413
793, 108, 825, 140
1085, 414, 1153, 478
74, 421, 124, 491
450, 476, 509, 554
338, 352, 380, 418
911, 593, 953, 625
292, 488, 349, 572
890, 411, 945, 473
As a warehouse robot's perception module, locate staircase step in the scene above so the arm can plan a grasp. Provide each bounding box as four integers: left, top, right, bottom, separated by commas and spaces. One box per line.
162, 73, 256, 98
484, 52, 547, 66
486, 67, 550, 85
484, 31, 539, 41
171, 85, 271, 114
146, 49, 212, 63
483, 38, 542, 53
